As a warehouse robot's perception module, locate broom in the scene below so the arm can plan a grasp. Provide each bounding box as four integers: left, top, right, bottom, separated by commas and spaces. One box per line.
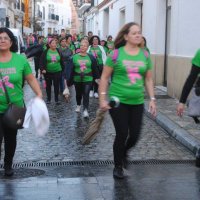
82, 97, 119, 145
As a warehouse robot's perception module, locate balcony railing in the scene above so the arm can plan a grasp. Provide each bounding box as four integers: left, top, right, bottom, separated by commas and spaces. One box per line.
79, 0, 91, 14
37, 11, 43, 18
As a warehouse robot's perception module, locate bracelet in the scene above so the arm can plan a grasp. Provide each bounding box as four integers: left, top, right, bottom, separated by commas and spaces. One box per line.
100, 92, 107, 95
150, 97, 156, 101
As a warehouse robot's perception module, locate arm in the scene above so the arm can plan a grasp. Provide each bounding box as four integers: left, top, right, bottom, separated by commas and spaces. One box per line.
145, 70, 156, 117
25, 74, 43, 98
98, 66, 113, 111
179, 65, 200, 103
177, 64, 200, 116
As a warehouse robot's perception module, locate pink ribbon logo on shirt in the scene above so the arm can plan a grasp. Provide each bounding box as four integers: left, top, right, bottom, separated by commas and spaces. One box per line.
0, 76, 14, 92
127, 67, 141, 84
123, 60, 142, 84
51, 55, 57, 63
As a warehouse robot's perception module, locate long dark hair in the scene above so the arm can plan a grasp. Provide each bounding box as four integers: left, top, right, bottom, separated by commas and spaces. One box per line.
114, 22, 140, 49
0, 27, 18, 52
89, 35, 100, 46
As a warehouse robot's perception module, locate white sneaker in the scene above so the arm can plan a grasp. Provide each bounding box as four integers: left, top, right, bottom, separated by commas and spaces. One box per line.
83, 109, 89, 118
94, 92, 99, 98
89, 91, 94, 97
75, 105, 81, 112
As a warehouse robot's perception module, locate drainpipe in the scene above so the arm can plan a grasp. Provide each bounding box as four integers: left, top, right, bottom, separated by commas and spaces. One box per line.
163, 0, 168, 86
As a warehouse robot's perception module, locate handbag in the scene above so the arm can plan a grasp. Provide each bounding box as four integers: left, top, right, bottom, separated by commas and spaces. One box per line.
0, 72, 26, 130
188, 87, 200, 123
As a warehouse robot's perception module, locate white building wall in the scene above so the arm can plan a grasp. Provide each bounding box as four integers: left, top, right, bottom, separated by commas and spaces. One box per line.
170, 0, 200, 57
39, 0, 71, 36
142, 0, 166, 55
98, 0, 135, 40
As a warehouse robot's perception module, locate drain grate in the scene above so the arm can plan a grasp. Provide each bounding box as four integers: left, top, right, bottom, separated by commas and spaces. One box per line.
0, 159, 195, 169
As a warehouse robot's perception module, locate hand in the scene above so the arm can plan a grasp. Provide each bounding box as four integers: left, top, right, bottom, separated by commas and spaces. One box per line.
37, 93, 43, 99
177, 103, 185, 117
148, 100, 157, 117
99, 99, 111, 111
42, 70, 46, 74
95, 79, 100, 84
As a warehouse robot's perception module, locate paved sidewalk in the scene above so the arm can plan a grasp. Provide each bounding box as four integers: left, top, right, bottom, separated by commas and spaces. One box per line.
145, 86, 200, 155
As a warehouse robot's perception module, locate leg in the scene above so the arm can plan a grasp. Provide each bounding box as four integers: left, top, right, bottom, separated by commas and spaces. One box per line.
0, 114, 4, 160
45, 73, 52, 102
74, 82, 83, 106
53, 72, 61, 102
109, 103, 129, 167
125, 104, 144, 153
82, 82, 92, 110
0, 115, 18, 176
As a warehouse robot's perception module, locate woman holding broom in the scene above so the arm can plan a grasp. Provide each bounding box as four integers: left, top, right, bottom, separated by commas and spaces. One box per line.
99, 22, 156, 179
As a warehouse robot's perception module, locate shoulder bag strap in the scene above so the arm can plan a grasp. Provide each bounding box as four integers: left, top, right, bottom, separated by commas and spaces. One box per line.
0, 72, 11, 104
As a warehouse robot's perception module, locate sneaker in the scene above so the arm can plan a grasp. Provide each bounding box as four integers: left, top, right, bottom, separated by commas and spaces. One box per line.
83, 109, 89, 118
89, 91, 94, 97
4, 168, 14, 177
75, 105, 81, 112
113, 166, 124, 179
94, 92, 99, 98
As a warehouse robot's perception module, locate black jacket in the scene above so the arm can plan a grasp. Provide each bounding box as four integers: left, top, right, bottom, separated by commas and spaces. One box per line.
67, 53, 100, 86
39, 48, 64, 72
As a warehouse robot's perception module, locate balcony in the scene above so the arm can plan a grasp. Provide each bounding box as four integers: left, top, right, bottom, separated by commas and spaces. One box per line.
79, 0, 91, 14
37, 11, 43, 19
56, 15, 59, 21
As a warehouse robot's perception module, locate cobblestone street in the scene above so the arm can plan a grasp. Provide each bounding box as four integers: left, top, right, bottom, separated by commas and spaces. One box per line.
2, 78, 193, 166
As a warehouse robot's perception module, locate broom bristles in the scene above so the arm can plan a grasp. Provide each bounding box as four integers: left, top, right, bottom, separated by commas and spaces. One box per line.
82, 109, 106, 144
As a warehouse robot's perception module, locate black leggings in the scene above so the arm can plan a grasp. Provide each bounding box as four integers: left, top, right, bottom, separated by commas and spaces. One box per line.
109, 103, 144, 166
45, 71, 61, 102
74, 82, 92, 110
91, 64, 103, 93
0, 114, 18, 168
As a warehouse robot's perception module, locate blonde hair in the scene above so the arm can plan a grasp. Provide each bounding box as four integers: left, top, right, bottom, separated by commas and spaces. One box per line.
80, 39, 89, 46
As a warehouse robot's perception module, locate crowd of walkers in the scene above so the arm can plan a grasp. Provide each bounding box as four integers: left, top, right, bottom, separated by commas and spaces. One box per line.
0, 23, 157, 179
26, 29, 116, 118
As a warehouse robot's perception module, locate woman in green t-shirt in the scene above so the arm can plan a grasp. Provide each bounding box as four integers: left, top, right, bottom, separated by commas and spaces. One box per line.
107, 35, 115, 54
40, 38, 64, 104
69, 39, 99, 118
99, 22, 156, 179
87, 35, 107, 98
0, 27, 42, 176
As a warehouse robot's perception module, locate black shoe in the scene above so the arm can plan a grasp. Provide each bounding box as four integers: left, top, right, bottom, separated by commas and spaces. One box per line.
4, 168, 14, 177
123, 156, 129, 169
113, 166, 124, 179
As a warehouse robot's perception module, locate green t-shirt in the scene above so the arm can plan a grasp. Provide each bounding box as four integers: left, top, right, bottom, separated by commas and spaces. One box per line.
103, 46, 109, 55
107, 41, 114, 54
72, 54, 93, 82
106, 47, 152, 105
192, 49, 200, 67
46, 49, 62, 73
89, 46, 103, 65
0, 53, 32, 113
70, 43, 75, 52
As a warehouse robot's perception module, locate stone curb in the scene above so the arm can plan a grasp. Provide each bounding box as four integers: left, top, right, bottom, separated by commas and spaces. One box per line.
144, 105, 200, 155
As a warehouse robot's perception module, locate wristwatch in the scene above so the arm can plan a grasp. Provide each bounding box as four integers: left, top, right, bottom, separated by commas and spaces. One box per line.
150, 97, 156, 101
